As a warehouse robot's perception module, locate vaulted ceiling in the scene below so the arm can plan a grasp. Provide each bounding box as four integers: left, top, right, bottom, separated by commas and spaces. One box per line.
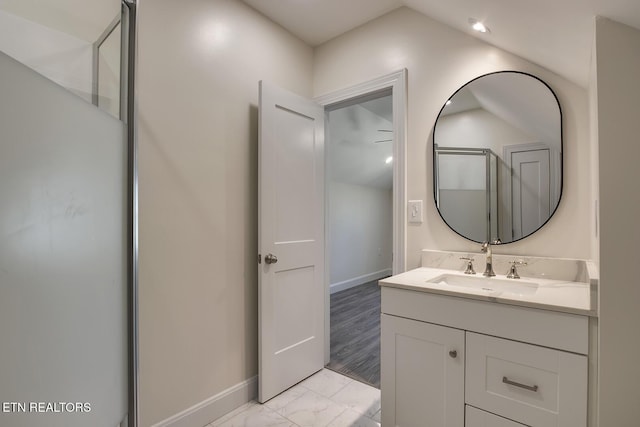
3, 0, 640, 88
329, 96, 394, 190
242, 0, 640, 88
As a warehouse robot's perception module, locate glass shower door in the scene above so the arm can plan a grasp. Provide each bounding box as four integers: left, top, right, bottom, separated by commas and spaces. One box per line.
435, 148, 499, 243
0, 2, 134, 426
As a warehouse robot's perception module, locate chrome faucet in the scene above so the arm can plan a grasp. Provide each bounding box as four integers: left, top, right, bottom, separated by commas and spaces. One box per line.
481, 240, 501, 277
460, 257, 476, 274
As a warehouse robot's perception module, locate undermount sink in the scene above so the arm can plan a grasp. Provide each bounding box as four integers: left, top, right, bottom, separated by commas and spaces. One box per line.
426, 273, 539, 296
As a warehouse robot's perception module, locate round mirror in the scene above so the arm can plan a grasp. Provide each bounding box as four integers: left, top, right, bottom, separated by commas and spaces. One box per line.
433, 71, 562, 244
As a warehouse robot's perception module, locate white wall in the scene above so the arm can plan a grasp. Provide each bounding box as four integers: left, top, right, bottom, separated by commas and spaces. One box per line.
314, 7, 592, 268
0, 9, 93, 102
136, 0, 313, 425
593, 17, 640, 425
329, 182, 393, 291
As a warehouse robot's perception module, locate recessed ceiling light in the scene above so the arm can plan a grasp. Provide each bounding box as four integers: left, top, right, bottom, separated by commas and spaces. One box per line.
385, 156, 393, 164
468, 18, 490, 34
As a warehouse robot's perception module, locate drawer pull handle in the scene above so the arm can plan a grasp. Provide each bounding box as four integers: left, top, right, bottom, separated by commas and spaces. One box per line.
449, 350, 457, 358
502, 376, 539, 392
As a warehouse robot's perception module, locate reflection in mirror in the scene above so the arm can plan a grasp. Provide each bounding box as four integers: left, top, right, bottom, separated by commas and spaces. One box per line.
433, 71, 562, 244
435, 147, 498, 243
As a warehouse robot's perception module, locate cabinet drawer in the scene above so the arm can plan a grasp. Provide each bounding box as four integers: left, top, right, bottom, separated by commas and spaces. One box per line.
465, 405, 528, 426
466, 333, 587, 426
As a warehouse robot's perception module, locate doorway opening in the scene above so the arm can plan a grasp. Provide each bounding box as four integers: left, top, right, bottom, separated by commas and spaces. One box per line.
325, 92, 392, 387
316, 70, 407, 389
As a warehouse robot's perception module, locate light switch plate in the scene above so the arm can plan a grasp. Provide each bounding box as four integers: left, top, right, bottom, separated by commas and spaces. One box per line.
408, 200, 423, 223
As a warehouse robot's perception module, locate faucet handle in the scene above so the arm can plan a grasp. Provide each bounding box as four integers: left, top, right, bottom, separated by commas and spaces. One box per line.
460, 257, 476, 275
506, 260, 527, 279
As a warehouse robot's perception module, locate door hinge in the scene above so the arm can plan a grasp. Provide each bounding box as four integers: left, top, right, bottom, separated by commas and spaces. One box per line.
258, 254, 262, 264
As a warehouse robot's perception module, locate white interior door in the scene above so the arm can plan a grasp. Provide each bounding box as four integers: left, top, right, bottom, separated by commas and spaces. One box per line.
258, 81, 325, 402
511, 149, 550, 239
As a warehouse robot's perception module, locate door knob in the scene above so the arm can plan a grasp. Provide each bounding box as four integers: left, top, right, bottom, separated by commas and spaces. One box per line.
449, 350, 457, 358
265, 253, 278, 264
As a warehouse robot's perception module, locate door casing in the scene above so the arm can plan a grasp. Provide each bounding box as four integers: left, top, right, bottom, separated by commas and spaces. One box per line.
315, 69, 408, 364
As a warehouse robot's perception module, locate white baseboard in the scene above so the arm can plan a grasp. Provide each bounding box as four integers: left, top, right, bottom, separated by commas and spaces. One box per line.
151, 376, 257, 427
330, 269, 392, 294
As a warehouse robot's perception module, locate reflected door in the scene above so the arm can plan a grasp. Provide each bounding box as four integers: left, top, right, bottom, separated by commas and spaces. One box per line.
511, 149, 551, 240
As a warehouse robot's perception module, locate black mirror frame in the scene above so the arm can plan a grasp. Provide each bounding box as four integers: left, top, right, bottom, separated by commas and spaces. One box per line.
432, 70, 563, 245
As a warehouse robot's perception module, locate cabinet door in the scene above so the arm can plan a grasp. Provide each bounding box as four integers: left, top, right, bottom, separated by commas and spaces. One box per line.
381, 314, 464, 427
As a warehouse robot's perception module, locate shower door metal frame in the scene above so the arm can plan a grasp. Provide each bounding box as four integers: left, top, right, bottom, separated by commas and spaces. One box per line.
122, 1, 139, 426
434, 146, 498, 243
92, 13, 121, 112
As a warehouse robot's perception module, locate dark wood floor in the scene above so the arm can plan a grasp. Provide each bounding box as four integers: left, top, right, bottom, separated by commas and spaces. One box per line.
326, 280, 381, 388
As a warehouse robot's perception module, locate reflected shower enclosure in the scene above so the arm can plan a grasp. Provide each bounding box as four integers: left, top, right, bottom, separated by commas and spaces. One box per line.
435, 146, 498, 243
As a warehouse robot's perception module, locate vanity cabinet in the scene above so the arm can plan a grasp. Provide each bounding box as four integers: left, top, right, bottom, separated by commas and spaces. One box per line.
380, 286, 589, 427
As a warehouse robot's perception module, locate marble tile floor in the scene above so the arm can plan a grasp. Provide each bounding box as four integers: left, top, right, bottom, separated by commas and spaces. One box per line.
206, 369, 381, 427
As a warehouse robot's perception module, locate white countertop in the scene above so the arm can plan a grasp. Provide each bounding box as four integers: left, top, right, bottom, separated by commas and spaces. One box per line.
380, 267, 596, 316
